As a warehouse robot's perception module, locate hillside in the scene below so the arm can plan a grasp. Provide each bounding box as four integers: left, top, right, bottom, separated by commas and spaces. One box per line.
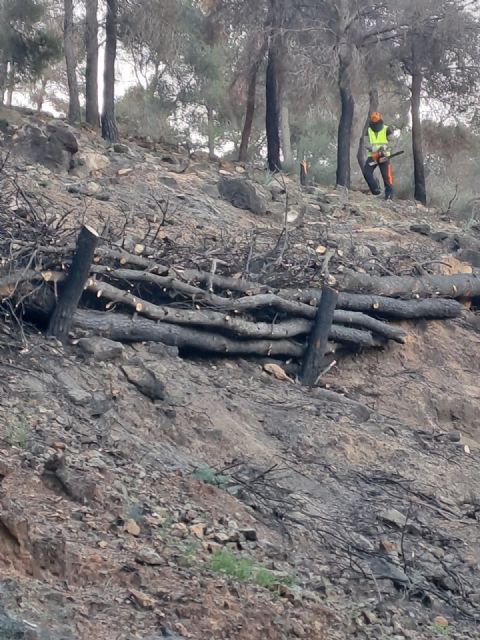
0, 107, 480, 640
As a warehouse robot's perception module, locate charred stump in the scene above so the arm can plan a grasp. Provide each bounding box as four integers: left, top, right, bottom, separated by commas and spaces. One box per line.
47, 225, 100, 341
301, 285, 338, 386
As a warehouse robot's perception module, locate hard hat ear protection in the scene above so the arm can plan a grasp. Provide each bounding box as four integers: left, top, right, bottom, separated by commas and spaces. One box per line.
370, 112, 382, 123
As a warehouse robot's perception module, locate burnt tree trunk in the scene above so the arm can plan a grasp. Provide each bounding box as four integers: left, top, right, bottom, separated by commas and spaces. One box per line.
35, 77, 48, 113
339, 272, 480, 299
101, 0, 119, 142
0, 60, 7, 105
357, 87, 378, 177
85, 0, 99, 127
207, 105, 215, 160
266, 38, 281, 172
73, 310, 305, 358
47, 225, 100, 342
301, 286, 338, 386
6, 63, 14, 107
64, 0, 81, 123
336, 46, 355, 189
238, 46, 265, 163
280, 103, 293, 167
411, 63, 426, 206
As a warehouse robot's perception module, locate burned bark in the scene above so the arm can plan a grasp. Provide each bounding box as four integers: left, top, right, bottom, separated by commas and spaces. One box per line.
101, 0, 119, 142
238, 44, 266, 163
64, 0, 81, 123
301, 286, 338, 386
73, 310, 305, 358
266, 40, 281, 173
85, 0, 99, 127
338, 273, 480, 300
47, 225, 99, 341
411, 61, 427, 206
357, 88, 378, 178
336, 47, 354, 189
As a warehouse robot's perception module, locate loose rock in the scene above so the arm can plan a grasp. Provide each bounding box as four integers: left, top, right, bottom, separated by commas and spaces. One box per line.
218, 177, 268, 215
121, 364, 166, 401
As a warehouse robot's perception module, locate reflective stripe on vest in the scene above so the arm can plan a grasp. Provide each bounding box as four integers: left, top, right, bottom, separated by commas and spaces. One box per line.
368, 125, 390, 157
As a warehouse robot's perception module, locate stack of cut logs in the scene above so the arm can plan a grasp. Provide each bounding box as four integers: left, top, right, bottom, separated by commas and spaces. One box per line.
1, 225, 479, 385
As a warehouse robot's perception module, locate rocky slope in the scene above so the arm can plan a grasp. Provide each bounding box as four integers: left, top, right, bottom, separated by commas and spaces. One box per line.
0, 105, 480, 640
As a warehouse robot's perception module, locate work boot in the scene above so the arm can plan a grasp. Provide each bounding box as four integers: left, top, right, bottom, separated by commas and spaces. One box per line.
385, 186, 393, 200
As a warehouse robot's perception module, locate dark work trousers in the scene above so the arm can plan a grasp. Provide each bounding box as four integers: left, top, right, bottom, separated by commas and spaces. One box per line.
363, 158, 393, 199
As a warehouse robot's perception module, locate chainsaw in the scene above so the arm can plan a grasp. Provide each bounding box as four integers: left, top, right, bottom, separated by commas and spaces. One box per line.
368, 150, 404, 167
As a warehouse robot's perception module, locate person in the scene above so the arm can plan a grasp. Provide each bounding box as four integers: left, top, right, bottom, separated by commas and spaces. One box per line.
363, 111, 394, 200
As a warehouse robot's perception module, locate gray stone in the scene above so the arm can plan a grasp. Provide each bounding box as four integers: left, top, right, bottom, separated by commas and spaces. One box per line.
77, 337, 124, 361
18, 126, 70, 171
113, 143, 130, 154
89, 393, 111, 417
410, 223, 431, 235
58, 372, 91, 406
46, 124, 79, 154
157, 176, 178, 188
240, 528, 258, 541
121, 365, 166, 401
368, 557, 409, 584
135, 548, 164, 566
218, 177, 268, 215
378, 508, 407, 529
0, 603, 76, 639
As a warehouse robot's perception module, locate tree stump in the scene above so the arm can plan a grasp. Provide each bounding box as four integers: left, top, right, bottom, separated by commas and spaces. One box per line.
300, 160, 308, 186
300, 285, 338, 386
47, 225, 100, 342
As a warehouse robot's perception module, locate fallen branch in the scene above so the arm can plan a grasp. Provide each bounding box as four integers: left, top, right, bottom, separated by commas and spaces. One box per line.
73, 310, 305, 357
85, 278, 381, 346
337, 273, 480, 300
334, 294, 463, 319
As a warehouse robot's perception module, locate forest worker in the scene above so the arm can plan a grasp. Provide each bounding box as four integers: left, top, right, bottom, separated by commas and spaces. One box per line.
363, 111, 394, 200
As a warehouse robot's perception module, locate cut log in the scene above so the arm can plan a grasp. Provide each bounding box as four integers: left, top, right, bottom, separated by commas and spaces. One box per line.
282, 289, 463, 319
84, 278, 380, 346
86, 276, 313, 338
73, 310, 305, 357
333, 310, 407, 343
87, 269, 412, 335
47, 225, 100, 341
178, 268, 266, 295
337, 273, 480, 300
91, 266, 218, 301
335, 294, 463, 319
301, 286, 338, 386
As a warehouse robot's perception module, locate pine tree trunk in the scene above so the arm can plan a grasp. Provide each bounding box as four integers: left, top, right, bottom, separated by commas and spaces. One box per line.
357, 87, 378, 176
238, 50, 264, 163
336, 57, 354, 188
6, 63, 14, 107
207, 105, 215, 160
35, 77, 48, 113
85, 0, 99, 127
266, 41, 281, 172
411, 66, 427, 206
64, 0, 81, 123
280, 103, 293, 168
101, 0, 119, 143
0, 60, 7, 105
